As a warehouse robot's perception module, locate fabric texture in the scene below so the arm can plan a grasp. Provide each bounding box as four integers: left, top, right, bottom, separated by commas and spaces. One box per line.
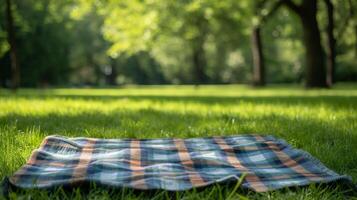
9, 135, 350, 192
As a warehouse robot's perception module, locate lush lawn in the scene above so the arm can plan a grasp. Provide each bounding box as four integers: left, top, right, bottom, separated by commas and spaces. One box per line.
0, 84, 356, 199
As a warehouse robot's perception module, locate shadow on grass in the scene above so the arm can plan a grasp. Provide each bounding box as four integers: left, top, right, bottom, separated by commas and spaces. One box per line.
0, 107, 355, 136
1, 108, 356, 172
1, 93, 357, 110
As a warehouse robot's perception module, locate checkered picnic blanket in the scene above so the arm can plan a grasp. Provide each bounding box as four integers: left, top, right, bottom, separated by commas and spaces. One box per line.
9, 135, 350, 192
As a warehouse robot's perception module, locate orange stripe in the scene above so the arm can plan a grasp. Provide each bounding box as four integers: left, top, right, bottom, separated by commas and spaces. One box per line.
254, 136, 321, 180
11, 138, 51, 184
39, 136, 50, 149
214, 137, 268, 192
72, 139, 96, 181
173, 139, 206, 186
130, 140, 147, 189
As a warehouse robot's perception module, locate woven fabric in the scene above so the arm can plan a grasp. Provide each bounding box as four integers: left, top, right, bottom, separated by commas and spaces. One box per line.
9, 135, 349, 192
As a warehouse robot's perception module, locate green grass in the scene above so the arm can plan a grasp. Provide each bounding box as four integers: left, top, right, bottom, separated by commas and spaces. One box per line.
0, 84, 356, 199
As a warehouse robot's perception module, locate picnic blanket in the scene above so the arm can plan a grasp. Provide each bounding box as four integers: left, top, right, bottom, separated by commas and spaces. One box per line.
8, 135, 351, 192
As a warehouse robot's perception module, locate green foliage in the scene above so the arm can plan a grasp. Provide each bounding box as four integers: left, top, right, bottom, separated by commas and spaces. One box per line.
0, 0, 356, 86
68, 4, 110, 85
100, 0, 255, 83
0, 0, 75, 86
0, 85, 356, 199
263, 8, 304, 83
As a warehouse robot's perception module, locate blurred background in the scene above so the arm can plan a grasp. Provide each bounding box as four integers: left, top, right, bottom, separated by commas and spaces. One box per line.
0, 0, 356, 88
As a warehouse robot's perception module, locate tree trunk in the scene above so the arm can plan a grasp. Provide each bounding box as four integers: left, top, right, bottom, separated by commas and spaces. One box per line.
355, 24, 357, 58
192, 39, 208, 84
283, 0, 327, 88
300, 0, 327, 88
106, 59, 117, 85
251, 26, 265, 86
5, 0, 20, 90
250, 0, 284, 87
324, 0, 336, 87
191, 14, 209, 85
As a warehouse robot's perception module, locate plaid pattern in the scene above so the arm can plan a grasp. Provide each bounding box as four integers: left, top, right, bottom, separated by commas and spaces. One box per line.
9, 135, 350, 192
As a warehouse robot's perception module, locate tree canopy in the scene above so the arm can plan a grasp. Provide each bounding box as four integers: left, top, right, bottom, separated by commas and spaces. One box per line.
1, 0, 356, 87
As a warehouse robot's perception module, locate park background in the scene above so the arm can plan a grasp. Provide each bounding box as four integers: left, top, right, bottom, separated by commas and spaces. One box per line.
1, 0, 356, 88
0, 0, 357, 199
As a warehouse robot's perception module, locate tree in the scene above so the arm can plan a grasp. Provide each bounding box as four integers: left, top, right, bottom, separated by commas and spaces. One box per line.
251, 0, 282, 86
324, 0, 335, 87
102, 0, 212, 84
100, 0, 251, 84
71, 5, 110, 85
332, 0, 357, 84
5, 0, 20, 90
250, 0, 283, 86
283, 0, 327, 88
186, 4, 210, 84
14, 0, 75, 87
251, 1, 265, 86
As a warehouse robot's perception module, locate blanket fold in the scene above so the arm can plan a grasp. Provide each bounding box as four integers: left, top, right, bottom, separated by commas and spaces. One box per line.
9, 134, 351, 192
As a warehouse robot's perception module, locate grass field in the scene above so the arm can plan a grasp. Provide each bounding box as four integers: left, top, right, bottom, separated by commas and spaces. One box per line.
0, 84, 356, 199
